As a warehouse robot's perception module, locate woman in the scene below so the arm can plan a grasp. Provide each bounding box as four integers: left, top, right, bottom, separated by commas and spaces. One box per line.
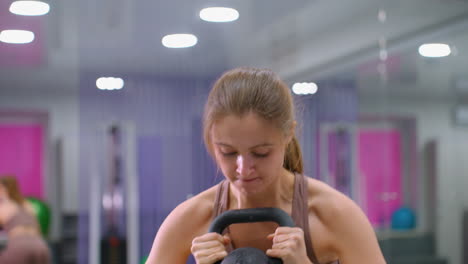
147, 67, 386, 264
0, 176, 51, 264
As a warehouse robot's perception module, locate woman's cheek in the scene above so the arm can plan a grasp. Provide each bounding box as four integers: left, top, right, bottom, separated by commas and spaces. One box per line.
217, 156, 237, 178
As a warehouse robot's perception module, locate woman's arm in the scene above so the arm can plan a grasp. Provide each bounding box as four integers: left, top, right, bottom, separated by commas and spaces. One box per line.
146, 205, 193, 263
146, 193, 214, 264
326, 194, 386, 264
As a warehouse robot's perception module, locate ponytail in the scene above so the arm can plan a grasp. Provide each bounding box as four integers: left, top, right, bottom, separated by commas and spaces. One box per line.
283, 136, 303, 174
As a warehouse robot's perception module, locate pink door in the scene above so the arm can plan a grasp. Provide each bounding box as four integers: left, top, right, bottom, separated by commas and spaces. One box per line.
0, 124, 44, 198
359, 129, 402, 227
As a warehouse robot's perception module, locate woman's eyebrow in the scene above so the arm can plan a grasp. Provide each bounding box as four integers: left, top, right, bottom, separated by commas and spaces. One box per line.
214, 142, 232, 147
214, 142, 274, 149
249, 143, 274, 149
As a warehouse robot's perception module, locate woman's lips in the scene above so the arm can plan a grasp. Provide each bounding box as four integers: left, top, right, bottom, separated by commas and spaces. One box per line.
238, 177, 259, 182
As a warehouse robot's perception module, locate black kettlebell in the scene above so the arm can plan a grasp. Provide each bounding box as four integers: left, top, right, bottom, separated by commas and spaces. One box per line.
208, 207, 295, 264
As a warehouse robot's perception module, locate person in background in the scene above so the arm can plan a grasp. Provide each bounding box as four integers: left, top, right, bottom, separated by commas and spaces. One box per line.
147, 67, 386, 264
0, 175, 51, 264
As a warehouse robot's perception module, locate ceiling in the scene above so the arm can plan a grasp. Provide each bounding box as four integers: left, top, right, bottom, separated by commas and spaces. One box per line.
0, 0, 468, 97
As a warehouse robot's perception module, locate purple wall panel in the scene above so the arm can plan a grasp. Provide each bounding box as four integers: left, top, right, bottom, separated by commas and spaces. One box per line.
315, 80, 358, 179
294, 96, 319, 178
138, 136, 163, 259
317, 80, 358, 123
79, 73, 217, 263
191, 118, 220, 193
326, 130, 353, 196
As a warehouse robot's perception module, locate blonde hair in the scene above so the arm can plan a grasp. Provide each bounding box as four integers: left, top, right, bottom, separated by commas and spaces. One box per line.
203, 67, 303, 174
0, 175, 26, 205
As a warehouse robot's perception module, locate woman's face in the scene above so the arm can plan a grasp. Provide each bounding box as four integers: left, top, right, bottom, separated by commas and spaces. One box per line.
211, 112, 290, 195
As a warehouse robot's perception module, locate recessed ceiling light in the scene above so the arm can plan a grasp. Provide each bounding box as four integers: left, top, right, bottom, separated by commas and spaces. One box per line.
162, 34, 197, 48
199, 7, 239, 22
96, 77, 124, 90
418, 43, 451, 58
0, 30, 35, 44
292, 82, 318, 95
9, 0, 50, 16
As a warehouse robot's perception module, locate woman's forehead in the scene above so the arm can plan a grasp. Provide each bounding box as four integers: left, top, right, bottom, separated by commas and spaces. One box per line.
211, 113, 283, 146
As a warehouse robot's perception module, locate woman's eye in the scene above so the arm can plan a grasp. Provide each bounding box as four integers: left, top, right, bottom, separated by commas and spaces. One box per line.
221, 152, 237, 157
219, 150, 269, 158
253, 152, 269, 158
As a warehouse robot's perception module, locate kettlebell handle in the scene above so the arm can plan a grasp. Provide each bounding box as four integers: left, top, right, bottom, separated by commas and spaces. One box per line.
208, 207, 295, 234
208, 208, 294, 264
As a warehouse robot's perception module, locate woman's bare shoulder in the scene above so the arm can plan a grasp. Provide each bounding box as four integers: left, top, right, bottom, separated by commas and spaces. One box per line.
0, 201, 20, 224
23, 201, 36, 216
306, 177, 356, 220
164, 185, 219, 236
146, 184, 220, 263
305, 178, 361, 246
305, 178, 386, 263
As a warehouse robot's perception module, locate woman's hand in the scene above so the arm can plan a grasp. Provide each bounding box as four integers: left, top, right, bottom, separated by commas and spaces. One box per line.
266, 227, 313, 264
191, 233, 231, 264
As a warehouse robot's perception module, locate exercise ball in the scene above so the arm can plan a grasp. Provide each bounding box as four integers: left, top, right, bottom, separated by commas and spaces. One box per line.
26, 197, 51, 236
391, 207, 416, 230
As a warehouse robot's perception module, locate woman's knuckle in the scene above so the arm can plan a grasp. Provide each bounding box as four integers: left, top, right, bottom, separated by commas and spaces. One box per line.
193, 251, 202, 258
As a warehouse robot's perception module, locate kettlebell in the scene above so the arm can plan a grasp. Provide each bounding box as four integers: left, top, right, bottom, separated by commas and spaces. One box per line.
208, 207, 295, 264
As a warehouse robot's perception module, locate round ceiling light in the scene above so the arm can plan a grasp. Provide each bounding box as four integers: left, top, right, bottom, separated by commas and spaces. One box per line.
418, 43, 451, 58
292, 82, 318, 95
0, 30, 35, 44
96, 77, 125, 90
199, 7, 239, 22
9, 0, 50, 16
162, 34, 197, 48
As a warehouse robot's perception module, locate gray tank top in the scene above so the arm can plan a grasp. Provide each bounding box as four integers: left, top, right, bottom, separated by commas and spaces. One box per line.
213, 173, 340, 264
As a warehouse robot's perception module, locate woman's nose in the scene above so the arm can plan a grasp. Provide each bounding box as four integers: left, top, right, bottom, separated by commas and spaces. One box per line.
236, 155, 254, 176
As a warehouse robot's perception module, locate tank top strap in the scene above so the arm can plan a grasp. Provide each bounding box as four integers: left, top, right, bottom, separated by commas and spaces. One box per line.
212, 180, 235, 252
213, 179, 229, 217
292, 173, 321, 264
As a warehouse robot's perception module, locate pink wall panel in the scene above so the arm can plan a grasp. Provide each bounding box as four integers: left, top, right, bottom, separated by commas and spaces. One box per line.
0, 124, 43, 198
359, 130, 402, 227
